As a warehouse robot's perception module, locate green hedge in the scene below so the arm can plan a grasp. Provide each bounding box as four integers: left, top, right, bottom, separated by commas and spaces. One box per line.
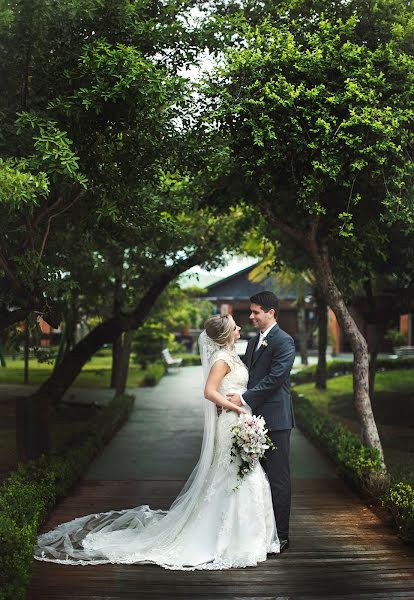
383, 482, 414, 543
141, 362, 165, 386
0, 393, 134, 600
177, 353, 201, 366
293, 392, 383, 482
291, 357, 414, 385
294, 391, 414, 544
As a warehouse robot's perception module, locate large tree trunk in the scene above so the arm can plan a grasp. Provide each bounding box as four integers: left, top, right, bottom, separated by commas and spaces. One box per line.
0, 337, 6, 367
308, 240, 386, 468
63, 302, 78, 359
23, 321, 29, 384
115, 330, 133, 395
368, 324, 386, 399
17, 258, 197, 460
53, 326, 67, 371
111, 269, 123, 388
111, 335, 123, 388
297, 302, 308, 365
315, 286, 328, 390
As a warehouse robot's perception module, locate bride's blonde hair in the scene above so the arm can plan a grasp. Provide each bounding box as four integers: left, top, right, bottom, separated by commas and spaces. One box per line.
204, 314, 235, 348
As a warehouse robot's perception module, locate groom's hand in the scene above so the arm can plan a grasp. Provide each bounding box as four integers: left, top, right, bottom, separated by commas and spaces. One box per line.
226, 393, 242, 406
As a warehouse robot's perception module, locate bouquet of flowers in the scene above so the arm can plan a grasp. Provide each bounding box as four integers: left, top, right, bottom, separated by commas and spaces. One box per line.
230, 413, 276, 486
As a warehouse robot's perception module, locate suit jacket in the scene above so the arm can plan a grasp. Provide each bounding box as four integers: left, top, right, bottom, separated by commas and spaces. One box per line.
242, 324, 296, 431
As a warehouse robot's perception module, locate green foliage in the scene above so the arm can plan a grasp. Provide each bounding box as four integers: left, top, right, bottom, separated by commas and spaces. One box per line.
204, 0, 414, 289
293, 391, 384, 482
0, 158, 49, 209
383, 482, 414, 543
294, 372, 414, 543
53, 39, 172, 112
291, 357, 414, 385
132, 283, 213, 367
385, 328, 408, 347
149, 283, 214, 332
133, 323, 174, 368
141, 362, 166, 386
0, 0, 232, 330
15, 112, 88, 188
177, 353, 201, 366
0, 393, 133, 600
0, 514, 38, 600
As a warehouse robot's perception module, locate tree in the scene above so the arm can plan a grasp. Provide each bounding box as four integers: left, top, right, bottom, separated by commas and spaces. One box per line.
203, 0, 414, 471
0, 0, 204, 331
0, 0, 249, 459
246, 242, 316, 365
242, 227, 329, 384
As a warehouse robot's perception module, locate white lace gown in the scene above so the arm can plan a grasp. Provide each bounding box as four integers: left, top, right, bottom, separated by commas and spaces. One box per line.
34, 349, 279, 569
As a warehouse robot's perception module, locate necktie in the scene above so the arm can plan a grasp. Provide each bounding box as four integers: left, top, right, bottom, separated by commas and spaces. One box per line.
255, 334, 264, 351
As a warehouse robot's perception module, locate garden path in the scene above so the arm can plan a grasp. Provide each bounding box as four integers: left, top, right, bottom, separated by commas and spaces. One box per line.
28, 366, 414, 599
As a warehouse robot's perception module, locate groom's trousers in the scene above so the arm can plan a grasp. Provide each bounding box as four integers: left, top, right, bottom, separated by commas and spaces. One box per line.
264, 429, 291, 541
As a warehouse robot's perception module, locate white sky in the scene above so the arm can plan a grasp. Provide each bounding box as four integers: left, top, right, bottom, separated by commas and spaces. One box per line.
181, 255, 257, 288
177, 6, 256, 289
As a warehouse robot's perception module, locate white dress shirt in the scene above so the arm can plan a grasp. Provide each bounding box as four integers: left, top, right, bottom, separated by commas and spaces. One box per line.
241, 323, 277, 405
255, 323, 277, 351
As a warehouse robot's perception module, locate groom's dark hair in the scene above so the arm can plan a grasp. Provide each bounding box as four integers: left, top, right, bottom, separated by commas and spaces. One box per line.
250, 291, 279, 317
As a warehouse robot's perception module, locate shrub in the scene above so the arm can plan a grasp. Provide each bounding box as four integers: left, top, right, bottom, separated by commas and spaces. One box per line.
294, 390, 414, 543
141, 362, 165, 386
293, 392, 384, 485
178, 353, 201, 366
0, 393, 134, 600
383, 483, 414, 543
133, 323, 173, 368
291, 357, 414, 385
385, 328, 408, 348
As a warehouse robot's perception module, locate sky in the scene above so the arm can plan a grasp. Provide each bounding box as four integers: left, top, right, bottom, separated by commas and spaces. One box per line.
180, 255, 257, 288
177, 7, 255, 290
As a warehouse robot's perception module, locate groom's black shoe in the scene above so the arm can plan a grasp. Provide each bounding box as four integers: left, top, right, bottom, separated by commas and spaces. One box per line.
279, 538, 290, 553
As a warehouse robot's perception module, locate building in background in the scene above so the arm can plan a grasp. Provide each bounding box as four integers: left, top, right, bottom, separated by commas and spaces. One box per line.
204, 264, 316, 349
204, 263, 413, 354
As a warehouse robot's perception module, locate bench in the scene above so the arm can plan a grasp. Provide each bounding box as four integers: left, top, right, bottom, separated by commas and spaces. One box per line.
161, 348, 183, 372
396, 346, 414, 358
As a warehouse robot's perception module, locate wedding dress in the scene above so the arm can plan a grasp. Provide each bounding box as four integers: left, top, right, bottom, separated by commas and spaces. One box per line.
34, 333, 279, 570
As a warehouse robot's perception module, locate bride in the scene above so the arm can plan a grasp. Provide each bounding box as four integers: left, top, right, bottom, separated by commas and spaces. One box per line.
34, 314, 280, 570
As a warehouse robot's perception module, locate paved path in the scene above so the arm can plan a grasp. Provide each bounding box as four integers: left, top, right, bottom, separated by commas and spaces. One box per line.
85, 367, 336, 482
29, 367, 414, 599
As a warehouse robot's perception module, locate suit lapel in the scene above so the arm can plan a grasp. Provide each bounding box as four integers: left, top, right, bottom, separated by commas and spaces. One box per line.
250, 324, 279, 368
250, 343, 266, 368
246, 334, 259, 368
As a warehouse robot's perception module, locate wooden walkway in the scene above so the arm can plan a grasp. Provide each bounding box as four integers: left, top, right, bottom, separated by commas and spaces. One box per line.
28, 367, 414, 599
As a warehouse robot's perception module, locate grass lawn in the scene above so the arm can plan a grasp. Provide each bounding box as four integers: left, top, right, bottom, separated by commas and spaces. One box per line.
0, 352, 164, 479
0, 401, 101, 480
294, 369, 414, 486
0, 354, 151, 388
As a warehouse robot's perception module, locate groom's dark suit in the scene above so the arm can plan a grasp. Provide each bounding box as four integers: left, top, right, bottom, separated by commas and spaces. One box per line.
242, 324, 296, 541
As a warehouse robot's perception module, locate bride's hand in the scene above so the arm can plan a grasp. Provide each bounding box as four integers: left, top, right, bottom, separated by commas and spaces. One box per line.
224, 404, 247, 414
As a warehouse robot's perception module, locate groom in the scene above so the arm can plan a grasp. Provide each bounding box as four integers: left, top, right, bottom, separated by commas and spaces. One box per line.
227, 291, 296, 553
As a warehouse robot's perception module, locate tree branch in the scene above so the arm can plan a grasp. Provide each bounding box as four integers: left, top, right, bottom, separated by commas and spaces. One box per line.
37, 189, 85, 265
0, 307, 30, 330
30, 195, 64, 231
262, 201, 320, 250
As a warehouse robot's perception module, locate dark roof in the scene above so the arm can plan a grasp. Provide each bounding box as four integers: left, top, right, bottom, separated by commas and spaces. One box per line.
205, 263, 303, 300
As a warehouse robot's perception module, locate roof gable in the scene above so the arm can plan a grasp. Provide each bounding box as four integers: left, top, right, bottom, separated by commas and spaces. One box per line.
206, 263, 312, 300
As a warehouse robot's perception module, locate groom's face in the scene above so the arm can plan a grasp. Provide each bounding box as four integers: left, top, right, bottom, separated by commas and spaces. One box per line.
249, 303, 275, 332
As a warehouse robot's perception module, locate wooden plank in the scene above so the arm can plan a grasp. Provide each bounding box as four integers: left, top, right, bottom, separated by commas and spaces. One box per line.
29, 475, 414, 599
27, 366, 414, 599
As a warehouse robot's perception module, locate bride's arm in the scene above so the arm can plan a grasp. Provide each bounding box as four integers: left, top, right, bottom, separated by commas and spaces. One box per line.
204, 360, 247, 414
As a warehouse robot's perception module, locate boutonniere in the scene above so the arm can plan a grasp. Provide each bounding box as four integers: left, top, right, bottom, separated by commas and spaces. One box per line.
260, 340, 268, 348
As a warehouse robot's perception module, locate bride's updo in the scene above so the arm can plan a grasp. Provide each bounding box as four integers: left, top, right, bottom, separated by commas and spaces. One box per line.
205, 314, 235, 348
